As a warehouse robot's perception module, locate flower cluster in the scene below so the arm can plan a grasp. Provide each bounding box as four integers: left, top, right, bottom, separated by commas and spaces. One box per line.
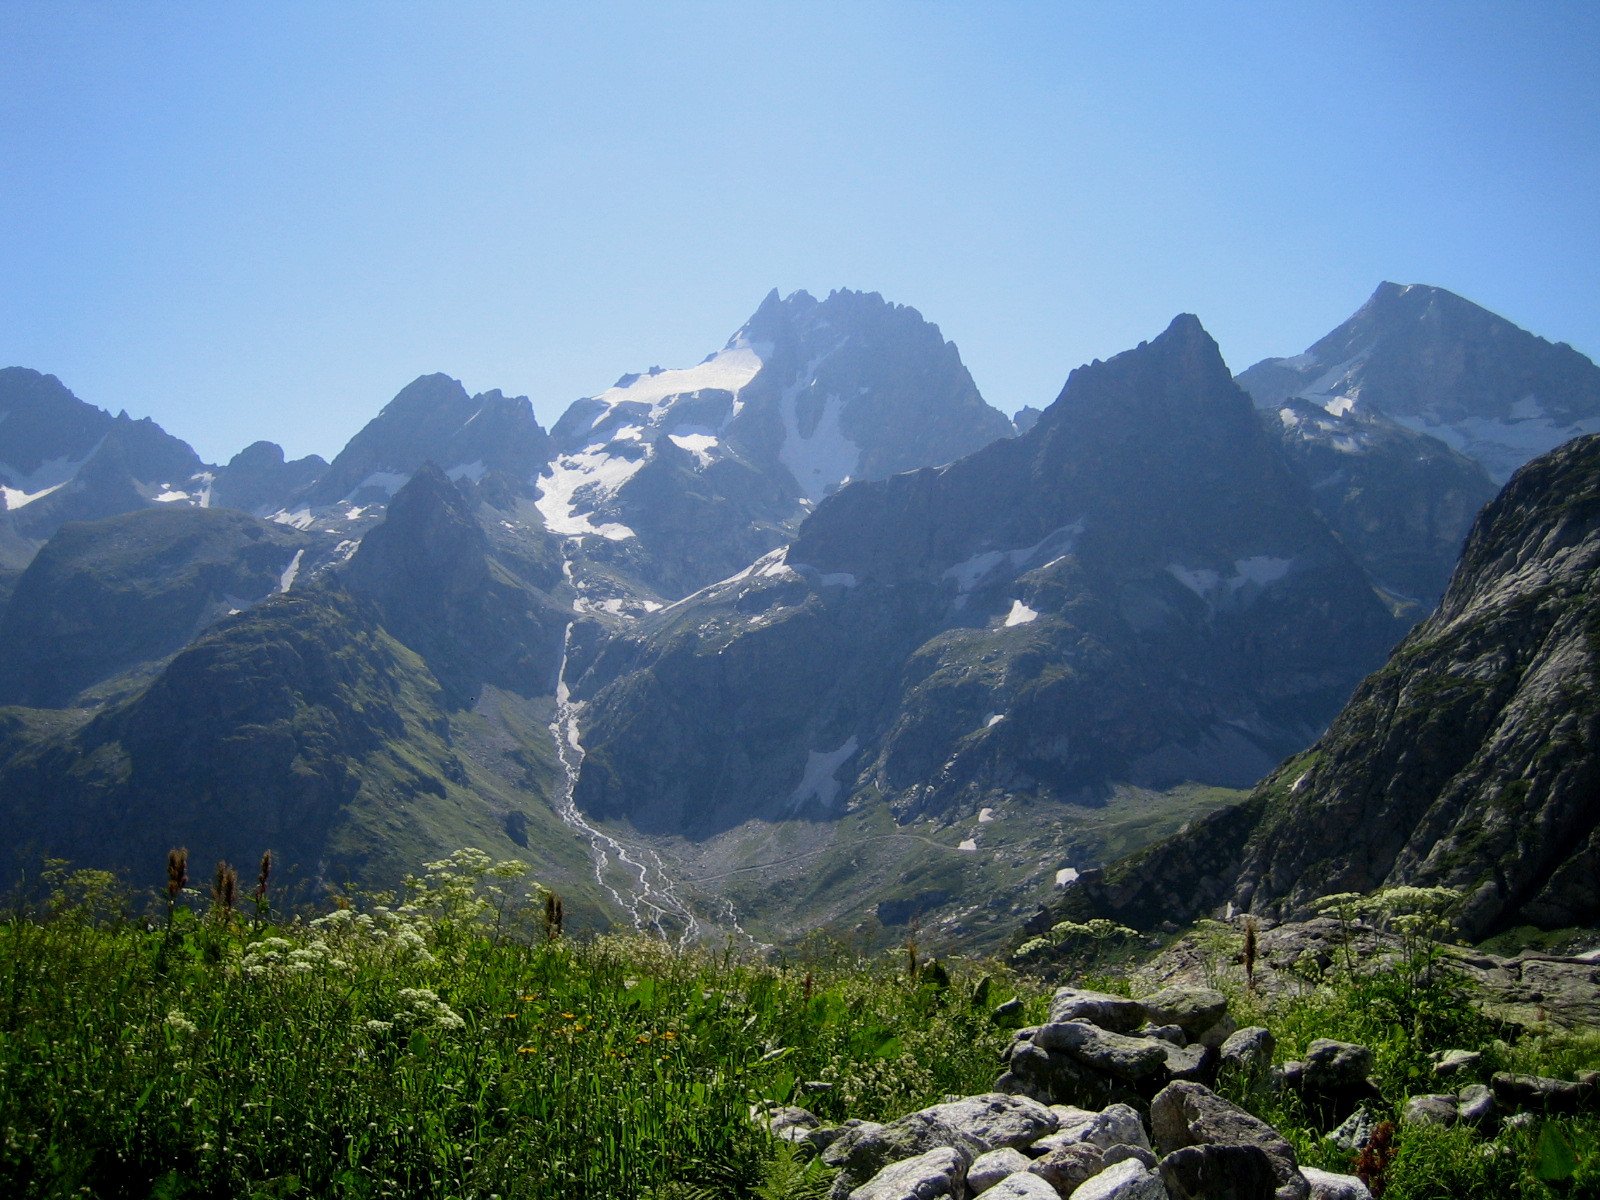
393, 987, 465, 1031
240, 935, 351, 978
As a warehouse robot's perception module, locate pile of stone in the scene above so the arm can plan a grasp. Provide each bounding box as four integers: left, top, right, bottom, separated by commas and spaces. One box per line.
756, 981, 1600, 1199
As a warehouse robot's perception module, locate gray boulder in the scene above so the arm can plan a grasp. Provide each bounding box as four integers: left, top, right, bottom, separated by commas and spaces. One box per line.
1196, 1013, 1239, 1050
1071, 1158, 1171, 1200
980, 1175, 1058, 1200
1219, 1027, 1276, 1077
1323, 1107, 1376, 1153
1490, 1071, 1589, 1112
1400, 1095, 1458, 1127
1137, 987, 1229, 1037
967, 1148, 1033, 1194
1299, 1167, 1372, 1200
1139, 1024, 1188, 1046
1149, 1082, 1307, 1200
1027, 1143, 1105, 1193
1104, 1145, 1159, 1169
1034, 1022, 1168, 1082
1158, 1143, 1282, 1199
1431, 1049, 1481, 1079
1034, 1103, 1150, 1155
1300, 1041, 1374, 1093
826, 1095, 1055, 1198
848, 1145, 971, 1200
919, 1093, 1058, 1150
1160, 1042, 1215, 1084
756, 1104, 820, 1142
1049, 987, 1147, 1033
1456, 1083, 1497, 1128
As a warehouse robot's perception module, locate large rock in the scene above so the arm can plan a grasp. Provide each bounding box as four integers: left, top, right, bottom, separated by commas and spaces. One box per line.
1026, 1143, 1104, 1193
1137, 987, 1229, 1037
1299, 1041, 1374, 1093
1490, 1072, 1590, 1112
967, 1148, 1032, 1194
1149, 1082, 1307, 1200
1323, 1107, 1376, 1153
1070, 1158, 1170, 1200
1299, 1167, 1372, 1200
848, 1145, 971, 1200
826, 1095, 1055, 1198
1400, 1095, 1458, 1127
1158, 1144, 1282, 1199
919, 1093, 1059, 1151
1049, 988, 1148, 1033
1033, 1022, 1169, 1082
979, 1175, 1057, 1200
1219, 1027, 1275, 1077
1039, 1103, 1151, 1153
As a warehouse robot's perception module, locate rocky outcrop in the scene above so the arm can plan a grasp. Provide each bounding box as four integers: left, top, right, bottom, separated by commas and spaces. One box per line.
1060, 433, 1600, 938
572, 315, 1399, 843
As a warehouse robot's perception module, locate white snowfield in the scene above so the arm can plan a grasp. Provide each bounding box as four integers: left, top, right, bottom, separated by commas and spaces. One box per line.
1004, 599, 1039, 626
277, 548, 304, 593
943, 521, 1086, 599
537, 339, 774, 540
1168, 555, 1293, 602
0, 442, 103, 509
535, 445, 645, 540
788, 736, 859, 812
779, 344, 861, 503
588, 341, 768, 425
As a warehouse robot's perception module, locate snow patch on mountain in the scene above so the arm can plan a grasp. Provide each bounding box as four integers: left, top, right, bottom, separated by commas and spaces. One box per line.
943, 521, 1086, 596
788, 736, 859, 812
591, 342, 768, 429
269, 508, 317, 531
667, 431, 719, 467
535, 447, 645, 541
277, 548, 304, 593
1169, 556, 1294, 603
778, 347, 861, 502
1391, 410, 1600, 483
0, 444, 102, 509
1003, 599, 1039, 626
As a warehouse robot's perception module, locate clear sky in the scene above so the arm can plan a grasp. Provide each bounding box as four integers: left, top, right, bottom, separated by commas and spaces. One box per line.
3, 2, 1598, 465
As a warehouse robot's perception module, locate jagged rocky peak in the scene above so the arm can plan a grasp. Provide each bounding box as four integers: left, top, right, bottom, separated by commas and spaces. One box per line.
1238, 282, 1600, 481
345, 462, 491, 593
210, 441, 330, 515
573, 313, 1398, 847
306, 373, 549, 507
0, 368, 214, 544
0, 367, 116, 485
343, 463, 568, 703
1069, 433, 1600, 938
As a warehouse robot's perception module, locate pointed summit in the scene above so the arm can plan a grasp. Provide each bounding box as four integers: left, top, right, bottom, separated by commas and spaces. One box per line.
1238, 283, 1600, 480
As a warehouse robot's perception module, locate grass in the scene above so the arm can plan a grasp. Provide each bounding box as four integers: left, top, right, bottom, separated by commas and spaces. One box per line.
1209, 925, 1600, 1199
0, 853, 1030, 1200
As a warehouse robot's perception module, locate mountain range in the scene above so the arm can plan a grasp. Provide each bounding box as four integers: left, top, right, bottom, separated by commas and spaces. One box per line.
2, 281, 1596, 948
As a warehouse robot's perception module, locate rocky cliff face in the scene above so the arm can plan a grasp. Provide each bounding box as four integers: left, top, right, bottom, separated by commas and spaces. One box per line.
570, 316, 1399, 836
541, 288, 1015, 602
0, 368, 215, 555
1263, 401, 1497, 611
304, 374, 550, 508
342, 464, 569, 705
1068, 434, 1600, 937
0, 507, 310, 708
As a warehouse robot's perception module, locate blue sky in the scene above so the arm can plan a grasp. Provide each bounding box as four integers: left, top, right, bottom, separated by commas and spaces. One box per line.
3, 2, 1598, 464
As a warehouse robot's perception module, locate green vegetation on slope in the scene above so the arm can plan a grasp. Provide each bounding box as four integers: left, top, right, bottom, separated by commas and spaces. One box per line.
0, 853, 1025, 1200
